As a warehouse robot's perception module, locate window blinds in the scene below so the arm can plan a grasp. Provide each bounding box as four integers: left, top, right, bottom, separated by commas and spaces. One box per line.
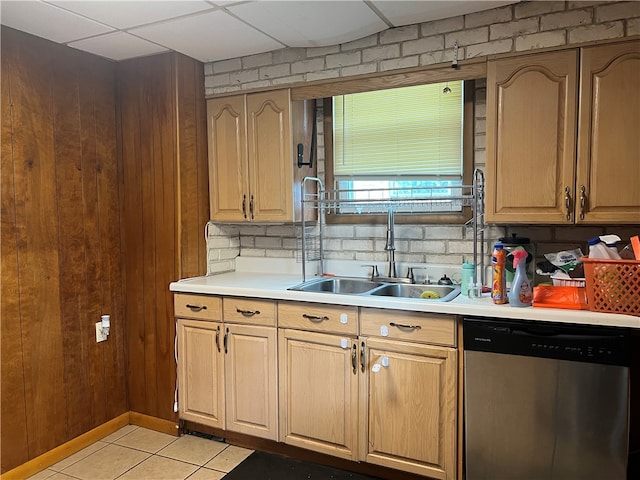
333, 81, 463, 177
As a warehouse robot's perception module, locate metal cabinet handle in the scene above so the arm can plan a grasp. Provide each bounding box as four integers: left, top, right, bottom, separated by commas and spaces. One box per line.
223, 327, 229, 354
242, 194, 247, 219
564, 186, 572, 221
186, 304, 207, 312
249, 195, 254, 220
351, 343, 357, 374
302, 314, 329, 322
236, 308, 260, 317
579, 185, 586, 220
360, 341, 366, 373
215, 325, 221, 352
390, 322, 422, 331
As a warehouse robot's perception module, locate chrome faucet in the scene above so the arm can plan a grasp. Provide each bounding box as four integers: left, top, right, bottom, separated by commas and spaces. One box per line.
384, 205, 397, 278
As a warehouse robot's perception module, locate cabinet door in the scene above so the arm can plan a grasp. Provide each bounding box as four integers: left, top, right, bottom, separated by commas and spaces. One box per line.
279, 329, 359, 460
177, 319, 225, 429
577, 40, 640, 224
246, 90, 293, 222
225, 324, 278, 440
361, 338, 457, 479
486, 50, 578, 224
208, 96, 249, 221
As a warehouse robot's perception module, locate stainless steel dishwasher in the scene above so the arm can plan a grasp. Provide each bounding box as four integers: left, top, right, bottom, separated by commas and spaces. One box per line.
463, 317, 631, 480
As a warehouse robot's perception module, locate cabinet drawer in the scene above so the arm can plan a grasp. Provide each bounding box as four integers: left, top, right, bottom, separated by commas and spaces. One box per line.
223, 297, 276, 326
278, 301, 358, 335
174, 293, 221, 321
360, 308, 456, 347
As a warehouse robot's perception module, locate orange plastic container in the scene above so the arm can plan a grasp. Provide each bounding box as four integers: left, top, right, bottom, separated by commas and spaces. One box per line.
533, 286, 588, 310
581, 257, 640, 316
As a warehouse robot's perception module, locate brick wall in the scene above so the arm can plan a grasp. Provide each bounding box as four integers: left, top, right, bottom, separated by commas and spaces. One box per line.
205, 0, 640, 276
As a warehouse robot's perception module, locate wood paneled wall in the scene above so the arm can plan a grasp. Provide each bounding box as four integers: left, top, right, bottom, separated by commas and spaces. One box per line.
1, 27, 127, 472
118, 53, 208, 422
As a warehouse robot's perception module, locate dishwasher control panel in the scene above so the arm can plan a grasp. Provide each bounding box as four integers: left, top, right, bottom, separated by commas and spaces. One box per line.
463, 317, 631, 366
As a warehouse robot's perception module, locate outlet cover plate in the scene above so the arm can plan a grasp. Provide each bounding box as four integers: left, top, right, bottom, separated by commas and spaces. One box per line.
95, 322, 107, 342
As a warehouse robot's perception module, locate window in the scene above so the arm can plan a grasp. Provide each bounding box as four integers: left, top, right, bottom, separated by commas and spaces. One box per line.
325, 80, 473, 222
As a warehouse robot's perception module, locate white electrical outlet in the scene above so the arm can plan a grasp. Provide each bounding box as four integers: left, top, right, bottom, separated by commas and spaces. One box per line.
95, 322, 107, 342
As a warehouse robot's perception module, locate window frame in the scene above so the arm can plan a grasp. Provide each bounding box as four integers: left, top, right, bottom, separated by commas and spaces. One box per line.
323, 80, 475, 225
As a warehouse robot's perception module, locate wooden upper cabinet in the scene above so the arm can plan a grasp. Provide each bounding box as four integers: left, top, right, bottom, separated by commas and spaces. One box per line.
486, 39, 640, 224
207, 89, 315, 223
577, 41, 640, 224
485, 49, 578, 224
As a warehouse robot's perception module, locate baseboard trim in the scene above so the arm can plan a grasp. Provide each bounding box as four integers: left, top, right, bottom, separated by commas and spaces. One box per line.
129, 411, 179, 436
0, 412, 129, 480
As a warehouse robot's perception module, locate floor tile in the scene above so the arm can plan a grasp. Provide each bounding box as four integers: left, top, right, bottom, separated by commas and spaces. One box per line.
100, 425, 139, 443
203, 445, 253, 473
157, 434, 228, 466
26, 468, 57, 480
118, 455, 198, 480
61, 443, 149, 480
114, 427, 177, 453
49, 441, 109, 471
42, 473, 78, 480
186, 467, 226, 480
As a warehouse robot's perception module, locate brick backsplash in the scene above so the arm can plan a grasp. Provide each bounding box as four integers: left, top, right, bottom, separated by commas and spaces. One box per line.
205, 0, 639, 276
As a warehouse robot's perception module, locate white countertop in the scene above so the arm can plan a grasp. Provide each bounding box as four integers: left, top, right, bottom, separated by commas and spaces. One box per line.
170, 272, 640, 329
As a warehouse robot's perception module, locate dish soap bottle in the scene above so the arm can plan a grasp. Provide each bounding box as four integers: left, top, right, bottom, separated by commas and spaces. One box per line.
508, 249, 532, 307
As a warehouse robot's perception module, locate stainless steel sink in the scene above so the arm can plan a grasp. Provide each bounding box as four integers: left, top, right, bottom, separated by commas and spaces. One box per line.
367, 283, 460, 301
288, 277, 384, 294
288, 277, 460, 301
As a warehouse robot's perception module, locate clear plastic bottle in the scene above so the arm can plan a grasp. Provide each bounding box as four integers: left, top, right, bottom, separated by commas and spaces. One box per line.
492, 243, 507, 304
508, 249, 532, 307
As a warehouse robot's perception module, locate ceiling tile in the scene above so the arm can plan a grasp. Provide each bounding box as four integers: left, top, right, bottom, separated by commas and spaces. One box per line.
68, 31, 169, 61
49, 0, 216, 29
1, 0, 115, 43
372, 0, 518, 26
228, 1, 388, 47
130, 10, 284, 62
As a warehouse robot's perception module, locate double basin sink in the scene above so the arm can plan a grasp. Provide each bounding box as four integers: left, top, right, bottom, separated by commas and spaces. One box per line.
288, 277, 460, 302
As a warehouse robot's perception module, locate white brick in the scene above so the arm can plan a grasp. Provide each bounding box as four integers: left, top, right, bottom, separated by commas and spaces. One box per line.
326, 51, 361, 68
421, 16, 464, 35
541, 9, 593, 30
240, 236, 254, 247
266, 225, 296, 236
242, 52, 273, 69
341, 63, 378, 77
208, 237, 234, 248
409, 240, 447, 254
362, 44, 401, 62
424, 227, 463, 239
230, 69, 259, 85
343, 239, 374, 251
259, 64, 291, 79
272, 75, 306, 86
380, 25, 419, 44
306, 45, 340, 57
341, 34, 378, 51
402, 36, 445, 56
327, 251, 357, 260
448, 241, 476, 254
475, 118, 486, 135
306, 69, 340, 81
474, 149, 486, 168
264, 249, 294, 258
292, 58, 325, 74
220, 248, 240, 260
272, 48, 306, 64
395, 226, 423, 240
425, 254, 463, 265
238, 225, 266, 236
326, 225, 355, 238
208, 261, 235, 274
466, 39, 513, 58
490, 18, 539, 40
629, 17, 640, 35
354, 225, 385, 237
445, 27, 489, 48
419, 50, 451, 66
241, 248, 266, 257
213, 58, 242, 74
515, 0, 565, 19
596, 1, 640, 22
515, 30, 567, 51
236, 81, 270, 90
568, 21, 624, 42
204, 63, 213, 76
465, 5, 513, 28
205, 73, 230, 88
380, 56, 419, 71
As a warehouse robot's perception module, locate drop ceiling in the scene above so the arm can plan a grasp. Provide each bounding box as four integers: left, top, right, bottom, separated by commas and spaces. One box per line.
1, 1, 518, 63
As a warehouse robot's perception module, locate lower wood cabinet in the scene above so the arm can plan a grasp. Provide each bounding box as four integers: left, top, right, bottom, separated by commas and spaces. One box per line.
361, 337, 457, 479
278, 328, 359, 460
176, 295, 278, 440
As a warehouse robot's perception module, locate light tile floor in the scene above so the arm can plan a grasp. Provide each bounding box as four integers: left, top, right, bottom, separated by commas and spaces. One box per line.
27, 426, 253, 480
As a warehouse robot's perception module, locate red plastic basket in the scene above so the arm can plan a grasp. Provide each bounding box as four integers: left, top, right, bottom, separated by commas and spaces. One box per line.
581, 257, 640, 316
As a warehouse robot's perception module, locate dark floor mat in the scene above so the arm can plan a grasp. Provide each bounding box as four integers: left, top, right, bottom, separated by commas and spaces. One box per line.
223, 450, 382, 480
